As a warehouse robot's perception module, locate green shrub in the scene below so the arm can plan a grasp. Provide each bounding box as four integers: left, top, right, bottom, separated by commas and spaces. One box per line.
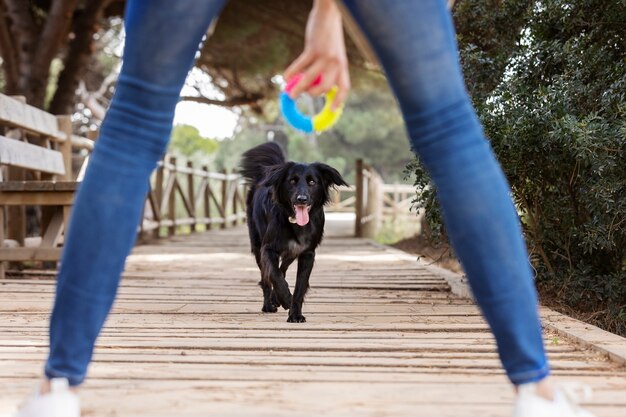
407, 0, 625, 335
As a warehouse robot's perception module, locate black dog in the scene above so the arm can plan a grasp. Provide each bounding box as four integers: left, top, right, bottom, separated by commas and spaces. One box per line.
240, 142, 347, 323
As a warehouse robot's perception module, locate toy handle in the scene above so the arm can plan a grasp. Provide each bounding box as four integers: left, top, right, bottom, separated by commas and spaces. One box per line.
285, 74, 323, 95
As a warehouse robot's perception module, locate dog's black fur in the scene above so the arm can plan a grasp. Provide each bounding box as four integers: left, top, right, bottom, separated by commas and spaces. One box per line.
240, 142, 348, 323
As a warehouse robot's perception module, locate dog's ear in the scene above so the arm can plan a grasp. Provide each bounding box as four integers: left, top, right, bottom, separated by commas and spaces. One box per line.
311, 163, 349, 189
261, 163, 293, 187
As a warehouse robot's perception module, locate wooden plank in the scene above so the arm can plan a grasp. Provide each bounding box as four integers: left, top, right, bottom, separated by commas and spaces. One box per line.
53, 181, 79, 191
0, 181, 78, 191
0, 247, 61, 261
56, 116, 73, 181
0, 135, 65, 175
0, 191, 75, 205
40, 208, 64, 248
70, 134, 94, 151
3, 379, 625, 417
2, 224, 626, 417
0, 94, 62, 138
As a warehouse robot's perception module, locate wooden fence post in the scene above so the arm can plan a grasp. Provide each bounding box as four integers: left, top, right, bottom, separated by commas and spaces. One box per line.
232, 177, 240, 227
56, 116, 73, 181
354, 159, 364, 237
7, 97, 26, 252
56, 116, 73, 242
168, 156, 177, 236
153, 157, 164, 239
367, 172, 383, 239
187, 160, 196, 233
392, 183, 400, 223
0, 205, 5, 278
203, 165, 212, 230
221, 169, 228, 229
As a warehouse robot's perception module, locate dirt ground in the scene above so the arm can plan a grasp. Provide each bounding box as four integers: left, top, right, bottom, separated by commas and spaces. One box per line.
391, 234, 625, 337
391, 234, 462, 274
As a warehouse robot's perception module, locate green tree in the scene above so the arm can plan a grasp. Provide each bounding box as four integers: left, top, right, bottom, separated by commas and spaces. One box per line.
169, 124, 219, 164
0, 0, 119, 111
318, 78, 413, 183
408, 0, 626, 335
212, 126, 267, 172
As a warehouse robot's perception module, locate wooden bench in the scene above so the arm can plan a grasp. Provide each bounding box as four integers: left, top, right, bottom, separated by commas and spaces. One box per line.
0, 94, 93, 278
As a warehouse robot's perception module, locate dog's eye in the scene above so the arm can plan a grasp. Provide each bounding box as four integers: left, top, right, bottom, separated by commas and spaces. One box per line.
308, 180, 316, 186
290, 178, 297, 185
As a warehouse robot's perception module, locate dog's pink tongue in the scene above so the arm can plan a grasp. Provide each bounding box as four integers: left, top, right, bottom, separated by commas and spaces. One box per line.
294, 205, 309, 226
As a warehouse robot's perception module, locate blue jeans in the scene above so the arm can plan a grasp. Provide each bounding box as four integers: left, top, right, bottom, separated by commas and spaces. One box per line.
46, 0, 549, 386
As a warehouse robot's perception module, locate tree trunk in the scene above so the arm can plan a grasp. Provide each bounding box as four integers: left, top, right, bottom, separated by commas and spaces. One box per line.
49, 0, 110, 115
4, 0, 39, 102
29, 0, 79, 106
0, 1, 19, 94
3, 0, 78, 108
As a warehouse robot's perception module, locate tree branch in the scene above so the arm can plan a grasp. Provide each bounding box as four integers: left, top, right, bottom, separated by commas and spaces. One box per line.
180, 93, 264, 108
49, 0, 111, 115
34, 0, 79, 73
78, 80, 107, 120
20, 0, 80, 106
4, 0, 38, 91
0, 1, 19, 93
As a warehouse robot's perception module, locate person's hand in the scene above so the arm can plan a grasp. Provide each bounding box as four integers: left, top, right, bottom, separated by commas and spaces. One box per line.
284, 0, 350, 110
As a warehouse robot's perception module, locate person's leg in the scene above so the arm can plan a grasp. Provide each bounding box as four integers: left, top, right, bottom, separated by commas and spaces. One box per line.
44, 0, 227, 387
341, 0, 548, 386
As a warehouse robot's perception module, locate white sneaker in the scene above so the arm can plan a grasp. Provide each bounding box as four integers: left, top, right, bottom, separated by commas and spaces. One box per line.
15, 378, 80, 417
512, 382, 595, 417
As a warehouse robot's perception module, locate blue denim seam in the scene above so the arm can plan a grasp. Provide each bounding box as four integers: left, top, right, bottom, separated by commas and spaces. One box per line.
117, 74, 184, 94
509, 362, 551, 385
107, 102, 178, 122
86, 151, 157, 176
44, 364, 86, 387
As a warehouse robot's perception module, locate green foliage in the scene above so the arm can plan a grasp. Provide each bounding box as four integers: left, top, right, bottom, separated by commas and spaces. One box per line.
169, 124, 219, 164
375, 217, 422, 246
212, 127, 267, 172
287, 135, 324, 163
318, 79, 413, 182
45, 58, 64, 108
407, 0, 626, 335
454, 0, 533, 103
221, 74, 413, 183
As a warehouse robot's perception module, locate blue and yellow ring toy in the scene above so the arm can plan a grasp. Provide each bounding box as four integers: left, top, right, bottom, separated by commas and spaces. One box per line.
280, 73, 343, 133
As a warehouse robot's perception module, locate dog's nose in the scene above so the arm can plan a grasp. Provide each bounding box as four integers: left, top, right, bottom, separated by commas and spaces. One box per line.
296, 195, 309, 204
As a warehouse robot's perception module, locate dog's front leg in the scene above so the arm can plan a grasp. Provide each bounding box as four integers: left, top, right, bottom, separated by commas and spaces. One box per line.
270, 254, 296, 309
261, 248, 292, 309
287, 251, 314, 323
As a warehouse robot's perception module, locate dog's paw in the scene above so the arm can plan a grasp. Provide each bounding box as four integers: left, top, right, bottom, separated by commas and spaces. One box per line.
262, 304, 278, 313
275, 292, 292, 310
287, 313, 306, 323
281, 295, 292, 310
270, 292, 281, 308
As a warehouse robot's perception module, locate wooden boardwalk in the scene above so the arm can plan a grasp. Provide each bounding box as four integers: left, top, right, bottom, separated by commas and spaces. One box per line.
2, 223, 625, 416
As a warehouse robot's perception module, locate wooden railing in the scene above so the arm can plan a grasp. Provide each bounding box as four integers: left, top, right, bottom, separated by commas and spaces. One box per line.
140, 155, 246, 239
0, 91, 413, 276
140, 157, 416, 240
327, 159, 416, 238
0, 94, 97, 277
